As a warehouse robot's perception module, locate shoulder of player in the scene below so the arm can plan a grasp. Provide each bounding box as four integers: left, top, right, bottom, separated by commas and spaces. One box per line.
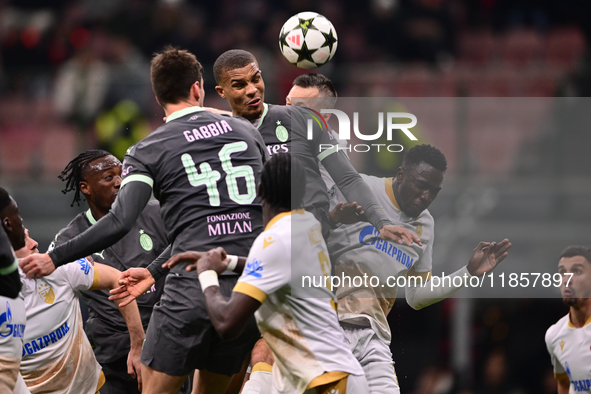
54, 213, 88, 243
545, 314, 570, 343
417, 209, 434, 226
266, 103, 291, 118
359, 174, 385, 193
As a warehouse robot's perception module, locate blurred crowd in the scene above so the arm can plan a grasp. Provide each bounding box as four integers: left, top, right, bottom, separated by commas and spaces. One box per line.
0, 0, 589, 178
0, 0, 589, 180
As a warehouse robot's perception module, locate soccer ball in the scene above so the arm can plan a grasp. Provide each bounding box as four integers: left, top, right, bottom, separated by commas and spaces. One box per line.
279, 12, 338, 69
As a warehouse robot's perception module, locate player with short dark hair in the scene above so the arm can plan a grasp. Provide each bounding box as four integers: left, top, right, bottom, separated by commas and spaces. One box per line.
21, 47, 268, 394
151, 46, 205, 106
164, 153, 370, 393
326, 144, 511, 393
214, 49, 418, 246
545, 245, 591, 394
287, 73, 337, 110
292, 73, 337, 97
48, 149, 175, 394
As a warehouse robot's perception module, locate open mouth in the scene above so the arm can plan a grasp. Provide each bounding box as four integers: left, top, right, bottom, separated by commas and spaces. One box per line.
247, 98, 261, 107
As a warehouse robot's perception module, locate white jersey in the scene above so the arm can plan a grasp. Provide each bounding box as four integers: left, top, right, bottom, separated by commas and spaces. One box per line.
234, 210, 364, 393
0, 294, 27, 360
0, 292, 27, 394
327, 175, 434, 344
545, 313, 591, 393
18, 258, 102, 394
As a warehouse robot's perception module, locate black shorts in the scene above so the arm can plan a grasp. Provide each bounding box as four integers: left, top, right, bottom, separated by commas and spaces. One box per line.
141, 272, 260, 376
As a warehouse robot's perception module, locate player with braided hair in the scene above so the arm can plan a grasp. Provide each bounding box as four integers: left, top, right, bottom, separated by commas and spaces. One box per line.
57, 149, 111, 207
47, 150, 181, 394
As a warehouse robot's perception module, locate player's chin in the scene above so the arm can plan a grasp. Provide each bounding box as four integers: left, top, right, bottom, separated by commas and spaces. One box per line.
562, 296, 578, 306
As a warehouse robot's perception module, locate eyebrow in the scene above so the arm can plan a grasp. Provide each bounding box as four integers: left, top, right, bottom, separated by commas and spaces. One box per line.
230, 70, 261, 83
558, 264, 585, 270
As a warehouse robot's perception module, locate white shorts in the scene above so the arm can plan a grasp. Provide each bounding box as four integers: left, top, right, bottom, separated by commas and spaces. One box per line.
341, 323, 400, 394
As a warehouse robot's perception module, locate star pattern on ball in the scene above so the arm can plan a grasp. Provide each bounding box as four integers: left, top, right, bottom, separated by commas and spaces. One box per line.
322, 29, 337, 54
279, 29, 290, 51
293, 41, 317, 65
276, 120, 281, 125
298, 17, 316, 36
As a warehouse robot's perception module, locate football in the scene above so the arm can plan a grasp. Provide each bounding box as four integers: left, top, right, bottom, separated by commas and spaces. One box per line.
279, 12, 338, 69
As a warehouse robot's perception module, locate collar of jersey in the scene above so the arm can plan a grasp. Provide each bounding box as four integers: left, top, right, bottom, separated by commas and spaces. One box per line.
256, 103, 269, 129
265, 209, 304, 231
567, 311, 591, 328
86, 209, 97, 225
384, 178, 401, 210
166, 106, 205, 123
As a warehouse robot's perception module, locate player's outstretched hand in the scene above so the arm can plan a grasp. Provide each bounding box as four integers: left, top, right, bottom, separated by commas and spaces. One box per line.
329, 202, 366, 225
108, 268, 154, 307
163, 251, 207, 271
379, 225, 422, 247
19, 253, 56, 278
198, 247, 228, 275
467, 239, 512, 277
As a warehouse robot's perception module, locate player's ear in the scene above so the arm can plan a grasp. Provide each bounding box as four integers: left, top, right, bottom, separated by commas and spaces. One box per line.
79, 181, 90, 196
215, 85, 226, 99
396, 167, 404, 182
1, 216, 11, 234
190, 82, 202, 102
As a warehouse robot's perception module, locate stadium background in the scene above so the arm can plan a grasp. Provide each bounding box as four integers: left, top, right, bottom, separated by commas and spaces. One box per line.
1, 0, 590, 392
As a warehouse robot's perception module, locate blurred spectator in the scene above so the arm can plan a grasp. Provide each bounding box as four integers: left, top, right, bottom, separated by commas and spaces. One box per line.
475, 349, 524, 394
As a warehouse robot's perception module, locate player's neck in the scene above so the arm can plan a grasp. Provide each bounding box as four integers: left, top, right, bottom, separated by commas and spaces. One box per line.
569, 301, 591, 328
163, 100, 201, 118
88, 203, 109, 222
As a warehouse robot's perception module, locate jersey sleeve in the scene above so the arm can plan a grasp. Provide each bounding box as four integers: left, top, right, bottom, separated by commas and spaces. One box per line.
121, 144, 155, 190
545, 328, 567, 378
233, 233, 289, 304
57, 258, 97, 291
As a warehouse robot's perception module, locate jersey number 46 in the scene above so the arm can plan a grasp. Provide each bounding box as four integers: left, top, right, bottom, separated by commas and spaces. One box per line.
182, 141, 257, 206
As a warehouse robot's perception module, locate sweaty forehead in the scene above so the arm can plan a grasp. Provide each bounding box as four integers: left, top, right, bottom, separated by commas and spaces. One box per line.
408, 162, 442, 180
225, 63, 260, 83
87, 155, 121, 174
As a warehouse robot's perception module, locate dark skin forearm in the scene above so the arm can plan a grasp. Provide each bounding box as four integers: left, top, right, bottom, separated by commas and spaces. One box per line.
203, 287, 260, 341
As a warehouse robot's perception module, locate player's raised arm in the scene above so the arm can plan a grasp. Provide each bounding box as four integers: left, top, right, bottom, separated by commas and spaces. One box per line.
405, 239, 511, 310
20, 180, 153, 278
